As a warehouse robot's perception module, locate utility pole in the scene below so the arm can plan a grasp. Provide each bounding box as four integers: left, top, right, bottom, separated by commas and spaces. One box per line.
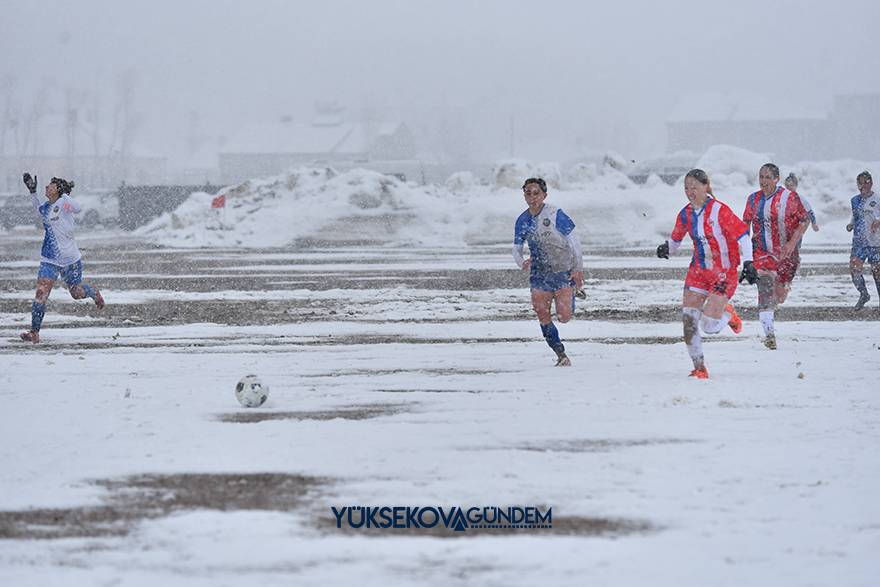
509, 114, 515, 157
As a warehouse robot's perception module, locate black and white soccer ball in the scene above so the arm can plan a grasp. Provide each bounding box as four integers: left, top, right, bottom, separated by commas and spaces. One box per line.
235, 374, 269, 408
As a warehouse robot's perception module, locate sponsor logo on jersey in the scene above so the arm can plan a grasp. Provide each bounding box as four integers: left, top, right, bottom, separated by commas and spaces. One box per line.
542, 218, 551, 226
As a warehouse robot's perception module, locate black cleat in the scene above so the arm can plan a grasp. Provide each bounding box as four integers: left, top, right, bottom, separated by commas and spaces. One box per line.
854, 292, 870, 311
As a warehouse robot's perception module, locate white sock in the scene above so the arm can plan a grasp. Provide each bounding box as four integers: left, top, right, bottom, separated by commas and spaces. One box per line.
700, 315, 725, 334
759, 310, 775, 337
683, 308, 704, 368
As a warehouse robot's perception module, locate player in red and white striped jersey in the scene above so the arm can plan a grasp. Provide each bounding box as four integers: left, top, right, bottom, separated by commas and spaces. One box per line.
742, 163, 810, 349
656, 169, 756, 379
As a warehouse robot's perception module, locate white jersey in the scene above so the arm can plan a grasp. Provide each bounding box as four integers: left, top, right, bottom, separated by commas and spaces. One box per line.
858, 191, 880, 247
31, 193, 83, 266
513, 204, 582, 273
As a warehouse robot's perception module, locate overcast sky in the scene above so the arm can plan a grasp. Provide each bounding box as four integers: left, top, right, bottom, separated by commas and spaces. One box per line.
2, 0, 878, 165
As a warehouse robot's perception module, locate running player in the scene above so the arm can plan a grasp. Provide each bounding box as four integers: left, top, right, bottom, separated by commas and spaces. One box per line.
846, 170, 880, 310
513, 177, 584, 366
656, 168, 754, 379
741, 163, 810, 350
784, 173, 819, 232
19, 173, 105, 343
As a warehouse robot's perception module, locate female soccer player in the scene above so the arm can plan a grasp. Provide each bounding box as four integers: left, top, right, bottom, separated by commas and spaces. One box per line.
846, 170, 880, 310
513, 177, 584, 366
19, 173, 104, 343
742, 163, 810, 349
656, 169, 755, 379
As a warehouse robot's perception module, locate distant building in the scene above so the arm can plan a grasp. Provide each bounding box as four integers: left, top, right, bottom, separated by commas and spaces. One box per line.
830, 94, 880, 160
666, 93, 880, 162
218, 105, 417, 184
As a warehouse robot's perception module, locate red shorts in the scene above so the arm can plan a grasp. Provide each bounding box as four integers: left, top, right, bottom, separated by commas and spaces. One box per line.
684, 266, 739, 299
753, 254, 800, 286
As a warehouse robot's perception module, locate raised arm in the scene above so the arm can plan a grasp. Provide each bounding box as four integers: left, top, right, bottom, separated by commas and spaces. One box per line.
22, 173, 43, 218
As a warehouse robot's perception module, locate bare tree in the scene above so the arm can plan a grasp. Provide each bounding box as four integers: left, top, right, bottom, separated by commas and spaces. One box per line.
21, 84, 49, 156
0, 74, 20, 156
108, 68, 141, 158
105, 68, 143, 184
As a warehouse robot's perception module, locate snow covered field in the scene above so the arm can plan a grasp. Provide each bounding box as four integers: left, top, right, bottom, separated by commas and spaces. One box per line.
1, 228, 879, 586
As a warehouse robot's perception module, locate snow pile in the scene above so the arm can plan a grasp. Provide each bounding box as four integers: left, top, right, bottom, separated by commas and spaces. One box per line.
138, 168, 495, 247
137, 148, 879, 248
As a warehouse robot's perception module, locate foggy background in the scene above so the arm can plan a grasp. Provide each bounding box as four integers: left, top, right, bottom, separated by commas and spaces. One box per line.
1, 0, 878, 187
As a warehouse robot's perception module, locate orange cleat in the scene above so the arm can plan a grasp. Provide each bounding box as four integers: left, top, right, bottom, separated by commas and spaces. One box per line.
688, 366, 709, 379
725, 304, 742, 334
19, 330, 40, 343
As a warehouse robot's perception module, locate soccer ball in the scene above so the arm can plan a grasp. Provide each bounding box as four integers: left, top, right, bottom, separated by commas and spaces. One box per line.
235, 374, 269, 408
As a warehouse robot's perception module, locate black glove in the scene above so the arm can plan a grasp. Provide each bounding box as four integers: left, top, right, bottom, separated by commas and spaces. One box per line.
23, 172, 37, 194
656, 241, 669, 259
739, 260, 758, 285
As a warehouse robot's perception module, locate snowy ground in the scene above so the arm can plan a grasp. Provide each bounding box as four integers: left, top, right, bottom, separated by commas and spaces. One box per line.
1, 232, 879, 586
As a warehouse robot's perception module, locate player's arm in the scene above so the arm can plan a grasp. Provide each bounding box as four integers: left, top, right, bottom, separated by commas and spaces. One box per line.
735, 221, 757, 284
738, 231, 757, 284
658, 209, 687, 258
61, 195, 82, 215
565, 230, 584, 272
737, 232, 753, 263
799, 195, 819, 229
512, 242, 528, 270
741, 195, 754, 233
847, 197, 859, 232
512, 215, 530, 270
565, 230, 584, 287
555, 210, 584, 285
781, 198, 810, 257
22, 173, 42, 217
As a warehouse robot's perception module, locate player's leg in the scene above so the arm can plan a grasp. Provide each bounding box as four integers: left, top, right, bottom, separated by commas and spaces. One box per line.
774, 256, 798, 305
700, 293, 733, 333
531, 287, 569, 366
553, 286, 575, 324
699, 268, 740, 335
22, 266, 57, 342
869, 249, 880, 309
64, 260, 104, 308
756, 269, 777, 349
850, 249, 870, 310
682, 285, 708, 378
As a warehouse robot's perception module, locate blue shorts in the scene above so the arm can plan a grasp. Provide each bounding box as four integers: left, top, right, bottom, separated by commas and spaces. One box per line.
530, 270, 574, 292
38, 260, 83, 286
851, 243, 880, 264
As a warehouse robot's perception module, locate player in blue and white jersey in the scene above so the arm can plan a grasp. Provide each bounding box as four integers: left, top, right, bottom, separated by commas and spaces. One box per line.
19, 173, 105, 343
512, 177, 584, 366
846, 170, 880, 310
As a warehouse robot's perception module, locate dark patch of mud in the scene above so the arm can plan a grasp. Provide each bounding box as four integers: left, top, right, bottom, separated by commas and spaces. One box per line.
2, 297, 875, 336
514, 438, 699, 453
374, 388, 488, 394
300, 368, 506, 378
217, 403, 411, 423
0, 471, 657, 541
0, 473, 327, 540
